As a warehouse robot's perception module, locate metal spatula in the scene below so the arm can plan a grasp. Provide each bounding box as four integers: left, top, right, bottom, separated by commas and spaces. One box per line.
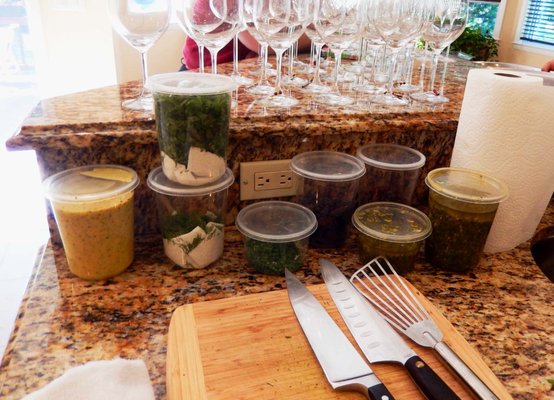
350, 256, 500, 400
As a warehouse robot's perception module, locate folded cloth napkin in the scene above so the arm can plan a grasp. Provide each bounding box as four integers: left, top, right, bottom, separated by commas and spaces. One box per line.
23, 358, 155, 400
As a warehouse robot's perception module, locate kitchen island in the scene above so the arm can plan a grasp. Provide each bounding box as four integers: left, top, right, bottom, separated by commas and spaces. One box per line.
2, 57, 553, 399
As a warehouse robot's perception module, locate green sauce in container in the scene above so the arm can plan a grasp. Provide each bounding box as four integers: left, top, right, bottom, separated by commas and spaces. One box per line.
424, 167, 508, 272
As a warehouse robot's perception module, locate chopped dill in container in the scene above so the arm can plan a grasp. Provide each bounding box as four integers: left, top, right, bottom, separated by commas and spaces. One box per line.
245, 238, 303, 275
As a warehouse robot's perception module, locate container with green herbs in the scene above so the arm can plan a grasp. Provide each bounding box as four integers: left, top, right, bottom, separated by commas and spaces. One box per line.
425, 167, 508, 272
236, 201, 317, 276
352, 202, 432, 274
148, 72, 236, 186
147, 166, 234, 269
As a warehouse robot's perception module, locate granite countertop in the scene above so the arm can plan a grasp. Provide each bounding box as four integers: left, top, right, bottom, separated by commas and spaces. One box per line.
0, 199, 552, 400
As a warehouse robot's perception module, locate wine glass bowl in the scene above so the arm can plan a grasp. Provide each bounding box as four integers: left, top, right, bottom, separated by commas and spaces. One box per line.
108, 0, 171, 111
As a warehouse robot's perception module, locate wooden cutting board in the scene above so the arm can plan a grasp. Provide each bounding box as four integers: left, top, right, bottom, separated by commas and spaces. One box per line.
167, 280, 512, 400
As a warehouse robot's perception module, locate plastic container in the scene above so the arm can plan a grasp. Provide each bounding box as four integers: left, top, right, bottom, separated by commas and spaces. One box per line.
356, 143, 425, 205
425, 167, 509, 272
148, 72, 237, 186
147, 166, 234, 269
235, 201, 317, 275
352, 202, 432, 273
43, 165, 139, 280
290, 151, 365, 248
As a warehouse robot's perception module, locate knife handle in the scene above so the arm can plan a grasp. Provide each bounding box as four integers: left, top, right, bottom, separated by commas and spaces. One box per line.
405, 355, 461, 400
367, 383, 396, 400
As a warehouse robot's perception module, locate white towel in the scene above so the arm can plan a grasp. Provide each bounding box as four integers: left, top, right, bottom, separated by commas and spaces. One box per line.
23, 358, 155, 400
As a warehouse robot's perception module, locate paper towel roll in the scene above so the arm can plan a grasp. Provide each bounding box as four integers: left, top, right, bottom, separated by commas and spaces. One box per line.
451, 68, 554, 253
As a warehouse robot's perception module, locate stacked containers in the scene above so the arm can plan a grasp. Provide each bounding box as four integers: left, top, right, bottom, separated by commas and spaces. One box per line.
147, 72, 237, 268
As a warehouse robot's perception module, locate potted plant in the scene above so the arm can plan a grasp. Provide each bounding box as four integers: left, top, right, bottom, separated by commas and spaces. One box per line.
450, 27, 499, 61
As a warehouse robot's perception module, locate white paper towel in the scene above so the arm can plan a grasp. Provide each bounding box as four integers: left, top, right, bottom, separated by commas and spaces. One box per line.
451, 68, 554, 253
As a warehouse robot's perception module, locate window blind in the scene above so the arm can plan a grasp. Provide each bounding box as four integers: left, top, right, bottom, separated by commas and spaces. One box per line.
520, 0, 554, 46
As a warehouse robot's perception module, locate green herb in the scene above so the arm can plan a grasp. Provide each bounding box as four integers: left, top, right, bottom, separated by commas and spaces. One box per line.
154, 92, 231, 166
358, 235, 421, 274
161, 211, 223, 240
245, 238, 303, 276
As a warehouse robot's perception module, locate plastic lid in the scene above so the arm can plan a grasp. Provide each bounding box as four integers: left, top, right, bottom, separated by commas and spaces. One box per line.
290, 151, 366, 182
147, 166, 234, 196
352, 202, 432, 243
43, 165, 139, 203
356, 144, 426, 171
425, 167, 509, 204
147, 72, 237, 95
235, 201, 317, 243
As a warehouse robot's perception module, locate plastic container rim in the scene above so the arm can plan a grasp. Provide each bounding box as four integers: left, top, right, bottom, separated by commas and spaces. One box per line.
356, 143, 426, 171
43, 164, 139, 203
147, 166, 234, 197
235, 200, 318, 243
290, 150, 366, 182
352, 201, 432, 243
425, 167, 509, 205
147, 72, 237, 95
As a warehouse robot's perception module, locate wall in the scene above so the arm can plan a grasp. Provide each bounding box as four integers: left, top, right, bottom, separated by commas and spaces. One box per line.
497, 0, 554, 68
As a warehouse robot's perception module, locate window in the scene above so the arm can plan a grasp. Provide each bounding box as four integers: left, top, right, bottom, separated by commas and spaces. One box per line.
520, 0, 554, 46
468, 0, 502, 36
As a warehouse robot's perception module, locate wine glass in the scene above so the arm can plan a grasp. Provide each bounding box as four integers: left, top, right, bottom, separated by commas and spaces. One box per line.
180, 0, 243, 75
253, 0, 312, 108
411, 0, 468, 104
369, 0, 428, 106
108, 0, 171, 111
175, 0, 207, 72
303, 21, 331, 94
314, 0, 365, 106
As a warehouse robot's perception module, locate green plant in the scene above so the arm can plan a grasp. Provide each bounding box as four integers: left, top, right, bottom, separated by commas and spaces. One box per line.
450, 27, 498, 61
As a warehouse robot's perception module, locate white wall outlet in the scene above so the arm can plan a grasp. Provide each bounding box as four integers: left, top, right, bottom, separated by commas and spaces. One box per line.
240, 160, 299, 200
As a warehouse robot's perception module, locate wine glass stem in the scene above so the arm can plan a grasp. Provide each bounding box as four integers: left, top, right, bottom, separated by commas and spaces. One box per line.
331, 48, 343, 94
210, 49, 218, 74
287, 45, 294, 79
313, 42, 324, 85
199, 44, 205, 73
139, 50, 148, 97
386, 48, 399, 95
233, 33, 240, 75
429, 50, 441, 93
274, 48, 286, 95
439, 45, 451, 96
260, 43, 270, 85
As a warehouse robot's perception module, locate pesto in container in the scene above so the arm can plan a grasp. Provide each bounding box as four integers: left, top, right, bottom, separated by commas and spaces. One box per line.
424, 167, 508, 272
236, 201, 317, 276
352, 202, 432, 274
148, 72, 236, 186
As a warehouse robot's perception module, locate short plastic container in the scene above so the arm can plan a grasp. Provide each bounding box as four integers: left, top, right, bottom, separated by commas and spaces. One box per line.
290, 151, 365, 248
147, 166, 234, 269
356, 143, 425, 205
43, 165, 139, 280
425, 167, 509, 272
352, 202, 432, 274
148, 72, 237, 186
235, 201, 317, 275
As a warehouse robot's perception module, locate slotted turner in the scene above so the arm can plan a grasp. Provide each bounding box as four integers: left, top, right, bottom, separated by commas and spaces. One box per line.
350, 256, 500, 400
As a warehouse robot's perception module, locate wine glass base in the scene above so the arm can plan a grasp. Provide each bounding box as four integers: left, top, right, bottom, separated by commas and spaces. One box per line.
314, 92, 354, 106
397, 84, 421, 94
246, 84, 275, 96
250, 68, 277, 77
353, 84, 385, 95
303, 82, 331, 94
410, 91, 450, 104
232, 74, 254, 86
260, 94, 299, 108
371, 94, 408, 106
282, 76, 308, 86
121, 95, 153, 111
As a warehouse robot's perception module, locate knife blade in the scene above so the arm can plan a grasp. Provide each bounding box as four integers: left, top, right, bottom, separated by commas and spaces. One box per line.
285, 269, 395, 400
320, 259, 461, 400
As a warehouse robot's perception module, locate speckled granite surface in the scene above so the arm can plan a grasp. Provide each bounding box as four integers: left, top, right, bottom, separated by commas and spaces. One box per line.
5, 56, 471, 238
0, 199, 552, 399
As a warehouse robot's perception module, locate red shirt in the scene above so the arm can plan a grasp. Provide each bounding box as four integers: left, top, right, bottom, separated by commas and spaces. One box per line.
182, 36, 256, 70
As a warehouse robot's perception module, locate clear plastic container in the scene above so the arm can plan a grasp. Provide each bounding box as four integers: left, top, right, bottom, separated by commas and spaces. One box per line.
352, 202, 432, 273
425, 167, 509, 272
148, 72, 237, 186
290, 151, 365, 248
43, 165, 139, 280
356, 143, 425, 205
147, 166, 234, 269
235, 201, 317, 275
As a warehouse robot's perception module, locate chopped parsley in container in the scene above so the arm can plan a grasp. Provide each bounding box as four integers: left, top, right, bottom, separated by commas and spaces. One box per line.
147, 166, 234, 269
425, 167, 508, 272
235, 201, 317, 276
352, 202, 432, 274
148, 72, 236, 187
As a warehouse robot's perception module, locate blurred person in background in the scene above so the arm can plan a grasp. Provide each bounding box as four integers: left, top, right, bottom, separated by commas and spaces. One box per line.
542, 60, 554, 72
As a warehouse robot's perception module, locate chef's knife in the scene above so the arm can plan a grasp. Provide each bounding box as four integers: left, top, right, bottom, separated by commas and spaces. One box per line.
320, 259, 461, 400
285, 269, 395, 400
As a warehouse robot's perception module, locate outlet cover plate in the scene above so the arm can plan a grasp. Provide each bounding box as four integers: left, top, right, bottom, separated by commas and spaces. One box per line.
240, 160, 299, 200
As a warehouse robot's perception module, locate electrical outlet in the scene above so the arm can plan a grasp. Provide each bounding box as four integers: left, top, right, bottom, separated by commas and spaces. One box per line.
240, 160, 299, 200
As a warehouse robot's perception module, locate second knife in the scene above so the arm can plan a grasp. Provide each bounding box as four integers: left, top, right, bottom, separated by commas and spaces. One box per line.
320, 259, 461, 400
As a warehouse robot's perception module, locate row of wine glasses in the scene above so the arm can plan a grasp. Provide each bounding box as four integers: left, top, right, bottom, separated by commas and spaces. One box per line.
108, 0, 469, 111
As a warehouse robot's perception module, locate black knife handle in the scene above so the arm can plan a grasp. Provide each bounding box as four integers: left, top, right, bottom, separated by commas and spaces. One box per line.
405, 355, 461, 400
367, 383, 396, 400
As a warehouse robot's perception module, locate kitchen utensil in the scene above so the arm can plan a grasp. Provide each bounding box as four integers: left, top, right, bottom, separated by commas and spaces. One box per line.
350, 256, 500, 400
320, 259, 460, 400
166, 282, 512, 399
285, 269, 395, 399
